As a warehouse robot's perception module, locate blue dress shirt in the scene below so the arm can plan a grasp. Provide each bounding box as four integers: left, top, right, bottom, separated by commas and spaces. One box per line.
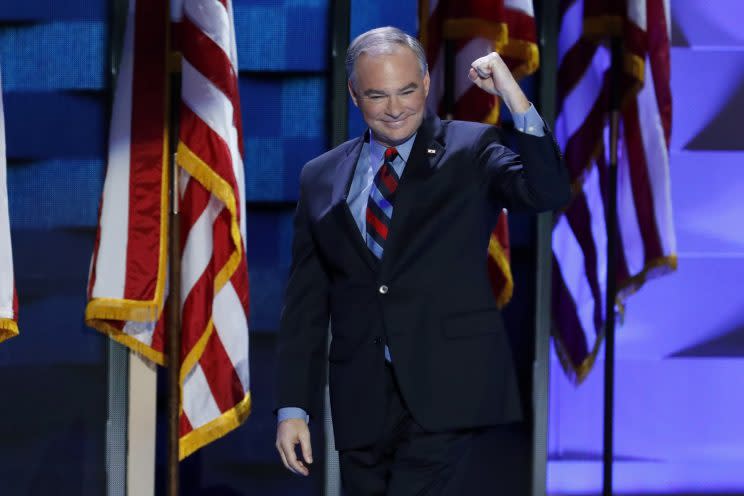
278, 105, 545, 424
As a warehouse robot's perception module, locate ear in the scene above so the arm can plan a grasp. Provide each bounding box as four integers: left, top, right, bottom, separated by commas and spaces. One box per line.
348, 79, 359, 108
423, 70, 430, 98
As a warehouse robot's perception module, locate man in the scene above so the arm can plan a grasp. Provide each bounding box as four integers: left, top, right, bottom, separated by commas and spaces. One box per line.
275, 26, 569, 494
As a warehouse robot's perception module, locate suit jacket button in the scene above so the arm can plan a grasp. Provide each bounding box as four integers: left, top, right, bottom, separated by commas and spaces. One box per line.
378, 285, 388, 294
373, 337, 382, 344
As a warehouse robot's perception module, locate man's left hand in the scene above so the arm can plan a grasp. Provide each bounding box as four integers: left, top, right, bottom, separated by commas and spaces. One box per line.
468, 52, 530, 114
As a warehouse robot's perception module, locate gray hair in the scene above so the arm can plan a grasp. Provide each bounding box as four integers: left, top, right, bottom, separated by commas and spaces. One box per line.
345, 27, 428, 88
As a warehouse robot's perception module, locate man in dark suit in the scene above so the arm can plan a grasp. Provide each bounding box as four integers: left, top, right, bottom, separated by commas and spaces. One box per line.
275, 26, 570, 494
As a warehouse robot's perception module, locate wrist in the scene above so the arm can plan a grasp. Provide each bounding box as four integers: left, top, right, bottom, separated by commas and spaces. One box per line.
501, 83, 530, 114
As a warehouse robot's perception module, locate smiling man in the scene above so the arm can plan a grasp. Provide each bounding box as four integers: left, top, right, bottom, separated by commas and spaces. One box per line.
275, 27, 570, 494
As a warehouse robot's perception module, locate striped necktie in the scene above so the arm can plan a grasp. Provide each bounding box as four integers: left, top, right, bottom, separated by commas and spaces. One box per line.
365, 147, 400, 259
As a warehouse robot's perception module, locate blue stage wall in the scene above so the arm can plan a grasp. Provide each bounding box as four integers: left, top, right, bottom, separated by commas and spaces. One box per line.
0, 1, 418, 495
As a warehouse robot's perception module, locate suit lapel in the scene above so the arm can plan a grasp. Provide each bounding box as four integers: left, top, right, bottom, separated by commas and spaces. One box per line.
331, 134, 378, 271
381, 115, 445, 275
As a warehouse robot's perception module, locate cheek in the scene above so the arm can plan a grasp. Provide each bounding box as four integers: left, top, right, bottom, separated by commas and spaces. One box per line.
407, 95, 426, 111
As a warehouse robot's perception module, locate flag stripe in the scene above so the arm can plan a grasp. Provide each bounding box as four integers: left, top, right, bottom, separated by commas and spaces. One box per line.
198, 327, 245, 412
623, 99, 664, 264
552, 260, 591, 367
0, 66, 19, 341
125, 0, 168, 303
182, 362, 223, 428
212, 279, 250, 390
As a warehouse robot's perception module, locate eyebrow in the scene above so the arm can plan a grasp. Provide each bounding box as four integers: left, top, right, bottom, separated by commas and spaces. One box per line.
363, 83, 418, 96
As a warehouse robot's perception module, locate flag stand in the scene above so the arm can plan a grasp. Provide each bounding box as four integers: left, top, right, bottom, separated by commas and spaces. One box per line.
166, 62, 183, 496
602, 35, 623, 496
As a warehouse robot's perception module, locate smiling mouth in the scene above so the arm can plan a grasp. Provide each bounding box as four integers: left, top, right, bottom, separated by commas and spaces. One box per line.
383, 117, 409, 128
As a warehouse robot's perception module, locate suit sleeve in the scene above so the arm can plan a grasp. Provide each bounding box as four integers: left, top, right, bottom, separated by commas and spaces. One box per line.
477, 119, 571, 212
275, 172, 330, 419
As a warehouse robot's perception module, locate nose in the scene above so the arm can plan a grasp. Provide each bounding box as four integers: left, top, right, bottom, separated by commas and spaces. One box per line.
386, 95, 403, 119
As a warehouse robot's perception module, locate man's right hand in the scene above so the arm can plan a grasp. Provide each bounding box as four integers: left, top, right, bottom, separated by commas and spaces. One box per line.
276, 418, 313, 476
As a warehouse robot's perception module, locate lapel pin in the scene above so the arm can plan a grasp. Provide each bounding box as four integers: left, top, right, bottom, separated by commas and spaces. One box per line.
427, 148, 437, 155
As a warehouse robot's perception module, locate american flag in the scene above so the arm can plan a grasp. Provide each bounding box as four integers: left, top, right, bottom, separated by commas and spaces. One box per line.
552, 0, 676, 382
420, 0, 539, 307
86, 0, 251, 459
0, 68, 19, 343
174, 0, 251, 459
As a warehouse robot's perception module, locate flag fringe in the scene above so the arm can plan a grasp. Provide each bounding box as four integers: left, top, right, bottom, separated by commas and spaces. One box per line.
179, 391, 252, 460
443, 19, 508, 48
501, 39, 540, 80
488, 235, 513, 309
0, 318, 18, 343
86, 318, 166, 366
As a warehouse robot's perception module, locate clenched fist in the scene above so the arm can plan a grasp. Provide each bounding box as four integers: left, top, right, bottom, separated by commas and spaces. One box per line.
468, 52, 530, 114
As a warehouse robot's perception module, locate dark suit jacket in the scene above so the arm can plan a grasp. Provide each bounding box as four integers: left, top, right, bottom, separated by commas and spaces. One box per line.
276, 114, 570, 451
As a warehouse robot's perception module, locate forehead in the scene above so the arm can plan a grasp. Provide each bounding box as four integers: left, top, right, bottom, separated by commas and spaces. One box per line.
353, 46, 422, 88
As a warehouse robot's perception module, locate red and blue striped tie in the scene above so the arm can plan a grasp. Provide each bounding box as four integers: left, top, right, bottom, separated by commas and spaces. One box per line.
365, 147, 400, 259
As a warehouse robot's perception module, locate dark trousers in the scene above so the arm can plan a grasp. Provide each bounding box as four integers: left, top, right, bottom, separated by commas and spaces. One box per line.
338, 364, 530, 496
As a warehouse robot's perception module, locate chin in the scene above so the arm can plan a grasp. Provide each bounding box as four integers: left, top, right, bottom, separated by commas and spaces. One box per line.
377, 126, 416, 146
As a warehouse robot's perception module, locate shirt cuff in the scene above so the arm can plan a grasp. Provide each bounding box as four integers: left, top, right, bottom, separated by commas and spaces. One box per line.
512, 103, 546, 137
277, 407, 310, 424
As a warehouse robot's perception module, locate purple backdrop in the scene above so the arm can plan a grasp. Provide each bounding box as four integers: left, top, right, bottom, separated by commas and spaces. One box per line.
547, 0, 744, 493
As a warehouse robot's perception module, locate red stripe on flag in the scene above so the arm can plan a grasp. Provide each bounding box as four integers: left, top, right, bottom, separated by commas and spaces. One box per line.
552, 260, 591, 369
125, 0, 167, 302
563, 82, 609, 179
181, 13, 244, 157
504, 8, 538, 43
622, 99, 664, 263
557, 40, 598, 111
647, 0, 672, 145
453, 85, 497, 123
564, 192, 604, 332
230, 253, 250, 315
180, 411, 194, 436
179, 105, 242, 207
199, 329, 245, 413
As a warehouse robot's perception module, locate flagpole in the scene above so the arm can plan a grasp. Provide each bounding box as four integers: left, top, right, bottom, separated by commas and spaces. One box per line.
602, 35, 623, 496
166, 52, 183, 496
325, 1, 351, 495
533, 0, 560, 493
106, 1, 130, 495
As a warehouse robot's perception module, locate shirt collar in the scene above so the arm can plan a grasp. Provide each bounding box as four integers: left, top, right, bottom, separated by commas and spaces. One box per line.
369, 130, 417, 164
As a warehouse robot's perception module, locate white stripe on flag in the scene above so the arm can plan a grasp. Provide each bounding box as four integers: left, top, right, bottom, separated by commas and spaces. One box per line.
0, 69, 14, 319
637, 56, 676, 256
558, 0, 582, 66
454, 38, 493, 102
505, 0, 535, 16
627, 0, 647, 32
583, 163, 608, 318
181, 194, 222, 304
555, 45, 610, 149
212, 282, 250, 391
182, 363, 222, 428
616, 124, 646, 276
553, 215, 598, 349
184, 0, 233, 67
91, 4, 136, 299
181, 60, 237, 150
